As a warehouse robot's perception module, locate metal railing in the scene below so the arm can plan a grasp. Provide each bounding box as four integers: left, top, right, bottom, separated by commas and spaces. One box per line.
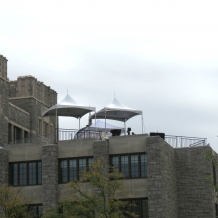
58, 129, 78, 141
58, 128, 102, 140
165, 135, 207, 148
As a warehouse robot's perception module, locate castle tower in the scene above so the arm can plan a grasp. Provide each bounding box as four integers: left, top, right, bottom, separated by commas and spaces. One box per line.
0, 55, 8, 80
0, 55, 9, 146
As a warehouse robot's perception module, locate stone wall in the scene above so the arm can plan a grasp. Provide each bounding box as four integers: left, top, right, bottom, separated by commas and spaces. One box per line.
175, 146, 216, 218
93, 140, 109, 162
147, 136, 178, 218
0, 77, 9, 146
9, 76, 57, 107
9, 97, 56, 143
0, 55, 7, 80
42, 144, 58, 212
8, 103, 30, 129
0, 147, 9, 185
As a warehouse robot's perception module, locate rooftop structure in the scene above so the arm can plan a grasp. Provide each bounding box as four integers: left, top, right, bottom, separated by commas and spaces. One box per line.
0, 55, 217, 218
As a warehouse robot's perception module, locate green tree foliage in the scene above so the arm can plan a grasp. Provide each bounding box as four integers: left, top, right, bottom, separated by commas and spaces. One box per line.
43, 159, 137, 218
0, 185, 30, 218
206, 152, 218, 192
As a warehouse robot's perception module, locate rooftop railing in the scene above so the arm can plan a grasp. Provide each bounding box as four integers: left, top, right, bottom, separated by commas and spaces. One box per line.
165, 135, 207, 148
0, 130, 207, 148
58, 128, 102, 140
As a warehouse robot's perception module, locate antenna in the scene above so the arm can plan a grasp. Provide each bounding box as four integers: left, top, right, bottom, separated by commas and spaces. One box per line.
67, 89, 68, 94
114, 92, 116, 98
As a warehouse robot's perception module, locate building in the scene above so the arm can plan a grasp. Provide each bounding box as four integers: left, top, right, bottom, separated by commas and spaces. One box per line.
0, 54, 218, 218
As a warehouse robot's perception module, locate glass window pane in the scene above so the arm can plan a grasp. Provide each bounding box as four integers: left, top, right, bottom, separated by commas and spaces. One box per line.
140, 154, 147, 178
19, 163, 27, 185
121, 156, 129, 178
132, 199, 141, 217
29, 205, 37, 218
111, 156, 119, 172
29, 162, 36, 185
79, 158, 86, 179
38, 205, 43, 218
38, 162, 42, 185
142, 199, 149, 218
88, 157, 93, 170
69, 159, 77, 181
60, 160, 68, 183
10, 163, 18, 186
131, 155, 139, 178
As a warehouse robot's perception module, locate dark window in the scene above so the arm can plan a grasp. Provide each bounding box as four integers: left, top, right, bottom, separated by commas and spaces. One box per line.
110, 153, 147, 179
122, 198, 148, 218
9, 161, 42, 186
79, 158, 87, 179
38, 161, 42, 184
28, 204, 42, 218
59, 157, 93, 183
131, 155, 139, 178
69, 159, 77, 181
60, 160, 68, 183
140, 154, 147, 178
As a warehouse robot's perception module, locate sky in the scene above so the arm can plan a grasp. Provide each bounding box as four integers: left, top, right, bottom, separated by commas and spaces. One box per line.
1, 0, 218, 151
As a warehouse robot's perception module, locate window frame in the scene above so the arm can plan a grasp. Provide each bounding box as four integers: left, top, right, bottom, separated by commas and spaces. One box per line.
121, 198, 148, 218
110, 153, 147, 179
9, 160, 42, 186
59, 156, 93, 184
28, 204, 43, 218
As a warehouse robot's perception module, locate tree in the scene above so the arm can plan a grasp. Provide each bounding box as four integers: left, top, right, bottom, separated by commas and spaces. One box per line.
0, 185, 30, 218
43, 159, 137, 218
206, 152, 218, 193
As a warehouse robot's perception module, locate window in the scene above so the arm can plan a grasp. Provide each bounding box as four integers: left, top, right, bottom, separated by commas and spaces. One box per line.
9, 161, 42, 186
59, 157, 93, 183
122, 198, 148, 218
28, 204, 42, 218
110, 153, 147, 179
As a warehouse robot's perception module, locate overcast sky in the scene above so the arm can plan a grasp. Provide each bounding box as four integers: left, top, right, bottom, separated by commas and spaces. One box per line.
1, 0, 218, 151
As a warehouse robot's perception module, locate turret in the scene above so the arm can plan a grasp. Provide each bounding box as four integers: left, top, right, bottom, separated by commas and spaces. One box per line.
0, 55, 8, 80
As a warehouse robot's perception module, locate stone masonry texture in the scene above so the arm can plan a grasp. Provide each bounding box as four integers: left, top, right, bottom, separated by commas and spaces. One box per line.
42, 144, 58, 212
0, 77, 9, 146
0, 147, 9, 185
147, 136, 178, 218
175, 146, 215, 218
93, 140, 109, 164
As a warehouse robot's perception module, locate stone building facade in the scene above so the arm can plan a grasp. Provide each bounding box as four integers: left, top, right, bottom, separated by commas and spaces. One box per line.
0, 54, 57, 147
0, 55, 218, 218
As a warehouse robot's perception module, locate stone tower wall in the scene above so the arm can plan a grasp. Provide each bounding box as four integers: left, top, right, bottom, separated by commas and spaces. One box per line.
175, 146, 216, 218
147, 136, 178, 218
0, 55, 8, 80
42, 144, 58, 212
9, 76, 57, 107
0, 72, 9, 146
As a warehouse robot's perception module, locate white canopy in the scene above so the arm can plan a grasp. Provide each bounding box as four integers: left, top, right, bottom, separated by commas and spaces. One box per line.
42, 94, 95, 118
89, 97, 142, 122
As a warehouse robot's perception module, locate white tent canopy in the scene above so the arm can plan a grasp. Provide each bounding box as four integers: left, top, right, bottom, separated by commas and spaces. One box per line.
89, 97, 143, 134
42, 94, 95, 118
42, 94, 96, 142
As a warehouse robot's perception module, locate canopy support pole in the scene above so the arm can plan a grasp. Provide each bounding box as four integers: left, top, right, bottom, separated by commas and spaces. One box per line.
79, 118, 81, 130
56, 106, 58, 144
124, 119, 126, 135
141, 112, 144, 134
95, 110, 97, 133
104, 110, 106, 133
